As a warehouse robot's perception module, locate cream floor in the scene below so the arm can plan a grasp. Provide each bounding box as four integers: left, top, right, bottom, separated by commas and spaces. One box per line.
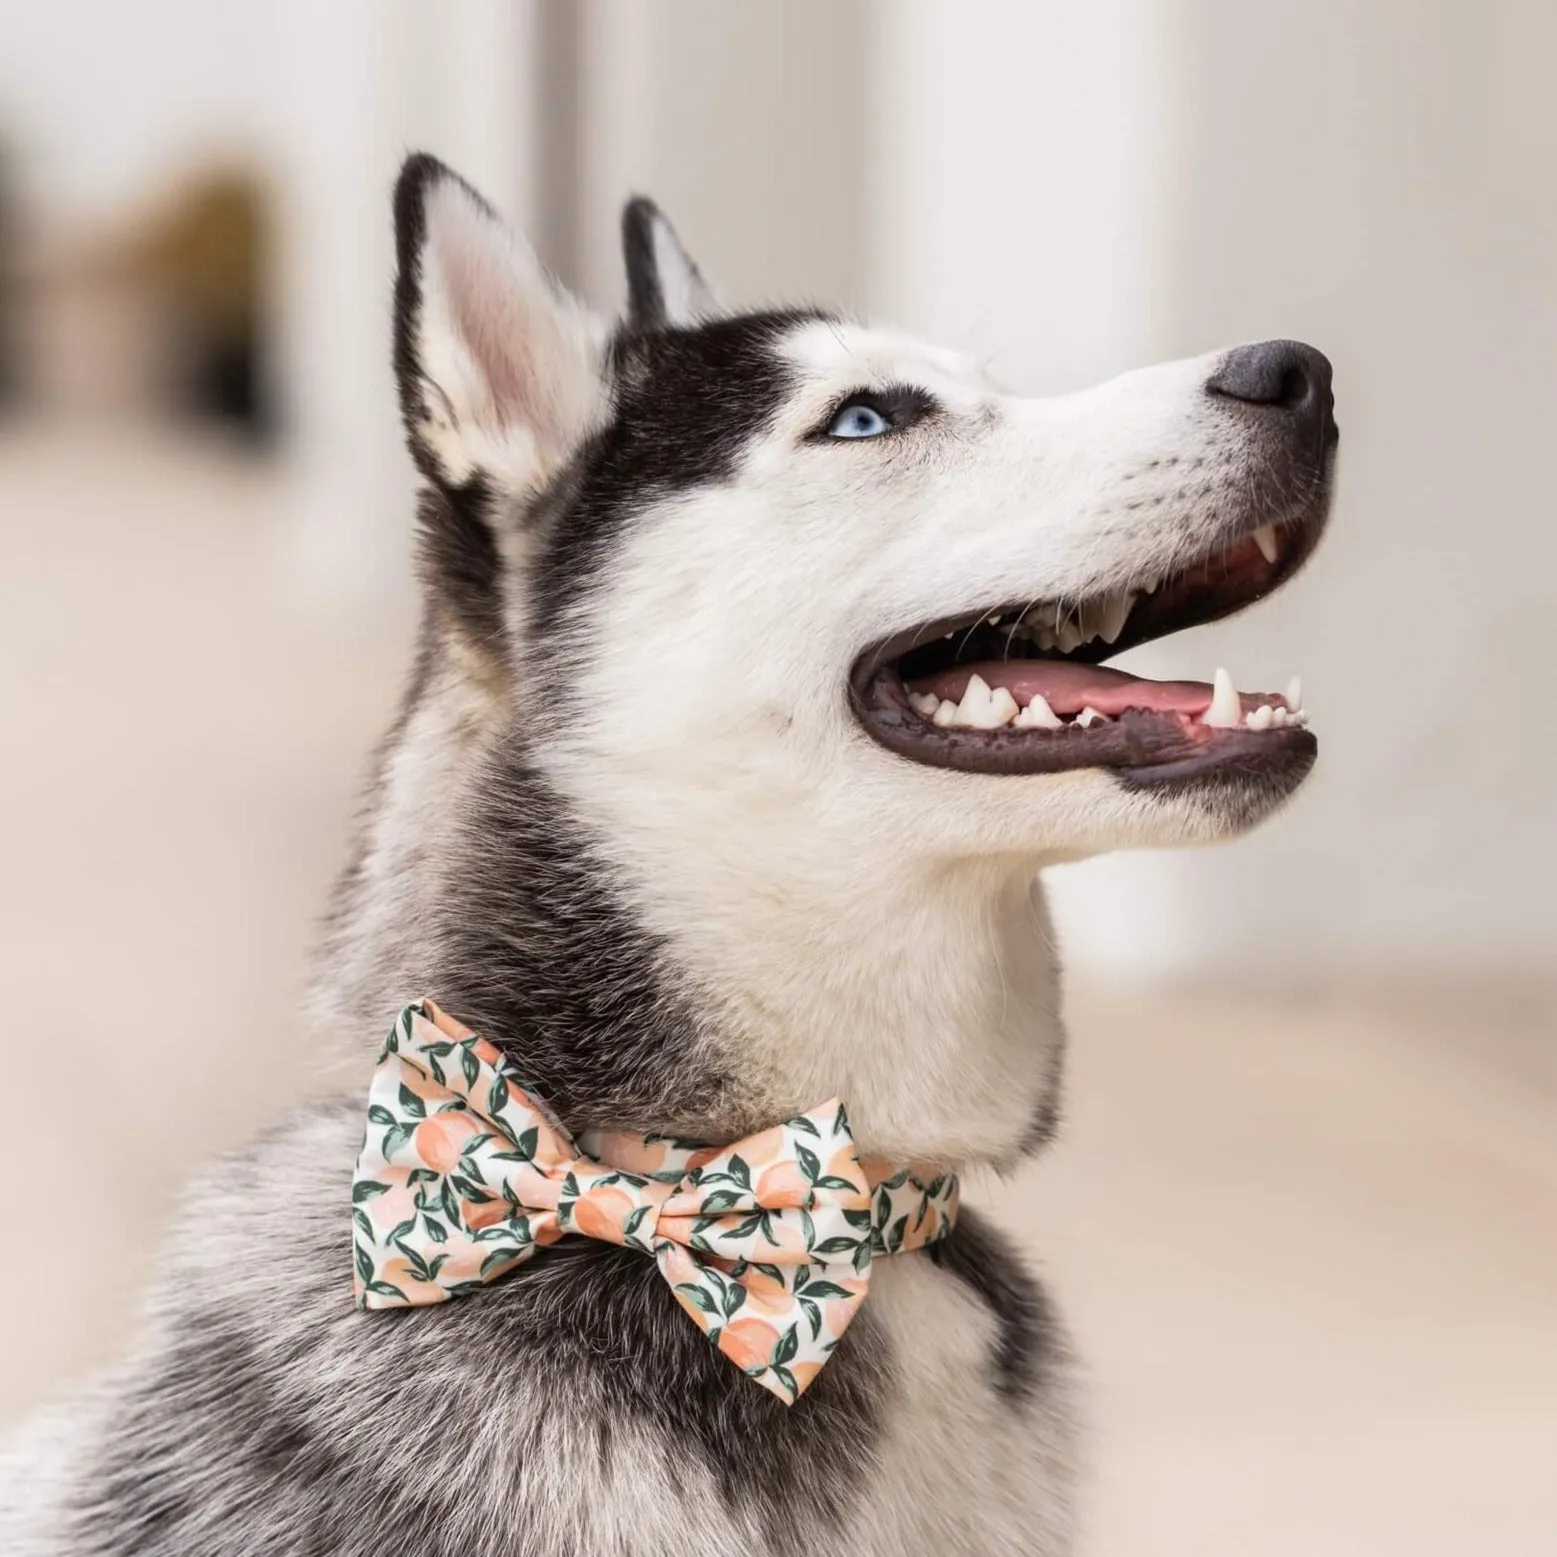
3, 425, 1554, 1554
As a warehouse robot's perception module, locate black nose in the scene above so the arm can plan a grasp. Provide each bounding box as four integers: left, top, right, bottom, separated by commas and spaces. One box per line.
1207, 339, 1335, 433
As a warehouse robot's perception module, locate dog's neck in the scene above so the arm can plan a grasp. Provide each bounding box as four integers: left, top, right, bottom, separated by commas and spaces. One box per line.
668, 842, 1067, 1169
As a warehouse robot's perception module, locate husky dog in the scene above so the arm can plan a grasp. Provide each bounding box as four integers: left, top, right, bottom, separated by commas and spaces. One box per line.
0, 154, 1336, 1555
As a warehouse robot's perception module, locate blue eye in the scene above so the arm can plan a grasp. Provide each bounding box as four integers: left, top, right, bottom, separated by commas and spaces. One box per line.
827, 403, 891, 439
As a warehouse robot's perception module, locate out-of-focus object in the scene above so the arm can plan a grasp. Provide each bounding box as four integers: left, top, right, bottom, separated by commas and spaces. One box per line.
21, 165, 273, 440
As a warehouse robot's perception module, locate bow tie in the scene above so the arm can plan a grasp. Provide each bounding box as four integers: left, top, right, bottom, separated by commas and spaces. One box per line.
351, 1001, 958, 1403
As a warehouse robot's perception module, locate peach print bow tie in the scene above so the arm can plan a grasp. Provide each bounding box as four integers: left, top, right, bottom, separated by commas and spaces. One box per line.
351, 1001, 959, 1403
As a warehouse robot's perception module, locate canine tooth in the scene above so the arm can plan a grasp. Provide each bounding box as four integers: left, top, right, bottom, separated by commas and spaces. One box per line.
1253, 525, 1280, 565
1075, 706, 1109, 727
987, 614, 1003, 626
932, 698, 958, 727
1286, 675, 1302, 711
955, 673, 996, 728
1203, 666, 1242, 728
1099, 591, 1136, 644
988, 687, 1019, 726
1246, 704, 1274, 731
1016, 692, 1063, 729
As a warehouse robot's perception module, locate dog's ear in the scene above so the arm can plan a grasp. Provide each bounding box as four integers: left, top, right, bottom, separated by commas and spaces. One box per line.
393, 153, 605, 496
622, 197, 718, 330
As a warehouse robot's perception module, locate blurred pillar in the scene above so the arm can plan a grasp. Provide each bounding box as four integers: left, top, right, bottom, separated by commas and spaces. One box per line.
272, 0, 538, 607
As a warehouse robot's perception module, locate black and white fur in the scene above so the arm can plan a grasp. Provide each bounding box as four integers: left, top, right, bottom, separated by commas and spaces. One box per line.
1, 154, 1329, 1555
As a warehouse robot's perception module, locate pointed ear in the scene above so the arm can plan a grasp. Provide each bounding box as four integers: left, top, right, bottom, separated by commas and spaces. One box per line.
393, 153, 605, 495
621, 197, 719, 330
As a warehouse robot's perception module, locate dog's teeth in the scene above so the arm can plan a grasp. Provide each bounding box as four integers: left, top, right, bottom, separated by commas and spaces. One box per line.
987, 613, 1003, 626
988, 686, 1019, 727
1291, 709, 1309, 727
1253, 525, 1280, 565
953, 673, 996, 728
932, 698, 958, 727
1098, 592, 1136, 644
1034, 627, 1057, 651
1270, 706, 1289, 728
1075, 706, 1109, 727
1245, 704, 1274, 731
1203, 666, 1243, 728
907, 691, 940, 718
1286, 675, 1302, 711
1016, 692, 1063, 729
1055, 621, 1084, 654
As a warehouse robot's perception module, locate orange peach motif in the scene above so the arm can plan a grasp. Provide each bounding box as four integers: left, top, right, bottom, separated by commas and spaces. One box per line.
718, 1317, 782, 1373
412, 1111, 479, 1173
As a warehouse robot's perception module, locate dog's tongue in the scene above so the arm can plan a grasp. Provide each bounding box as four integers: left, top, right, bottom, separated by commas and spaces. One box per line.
908, 661, 1218, 718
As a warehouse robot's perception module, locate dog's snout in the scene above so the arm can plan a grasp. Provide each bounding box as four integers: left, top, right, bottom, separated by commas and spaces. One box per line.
1206, 340, 1335, 438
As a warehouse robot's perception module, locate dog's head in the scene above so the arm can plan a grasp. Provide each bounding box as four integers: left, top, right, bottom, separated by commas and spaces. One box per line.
393, 155, 1335, 883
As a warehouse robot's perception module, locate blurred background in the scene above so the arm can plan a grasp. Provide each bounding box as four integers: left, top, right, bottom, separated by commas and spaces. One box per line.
1, 2, 1553, 1552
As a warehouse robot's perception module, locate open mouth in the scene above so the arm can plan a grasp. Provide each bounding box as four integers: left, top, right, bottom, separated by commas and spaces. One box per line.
850, 511, 1328, 783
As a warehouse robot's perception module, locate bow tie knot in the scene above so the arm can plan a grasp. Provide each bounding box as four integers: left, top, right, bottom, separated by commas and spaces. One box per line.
352, 1001, 959, 1404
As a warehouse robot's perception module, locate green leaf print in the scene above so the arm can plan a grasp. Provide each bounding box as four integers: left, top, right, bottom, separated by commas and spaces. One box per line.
486, 1075, 509, 1118
720, 1282, 747, 1319
387, 1217, 418, 1249
772, 1324, 799, 1367
422, 1215, 449, 1244
491, 1126, 539, 1164
726, 1154, 752, 1191
460, 1044, 480, 1089
786, 1114, 820, 1137
795, 1143, 821, 1184
811, 1237, 858, 1256
382, 1123, 415, 1158
397, 1083, 427, 1120
698, 1189, 744, 1214
480, 1249, 518, 1278
367, 1105, 395, 1128
351, 1208, 373, 1241
354, 1243, 375, 1286
798, 1280, 853, 1301
812, 1175, 861, 1192
365, 1279, 407, 1302
351, 1179, 390, 1204
673, 1283, 718, 1314
771, 1364, 799, 1400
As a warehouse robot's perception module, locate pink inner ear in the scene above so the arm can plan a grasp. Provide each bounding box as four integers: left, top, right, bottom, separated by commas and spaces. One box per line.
444, 235, 538, 428
434, 192, 570, 449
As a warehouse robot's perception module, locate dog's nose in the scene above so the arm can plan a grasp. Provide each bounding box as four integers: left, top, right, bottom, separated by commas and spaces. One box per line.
1207, 340, 1335, 437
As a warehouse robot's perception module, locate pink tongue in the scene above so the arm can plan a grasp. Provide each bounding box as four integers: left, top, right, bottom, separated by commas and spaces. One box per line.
909, 661, 1221, 718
